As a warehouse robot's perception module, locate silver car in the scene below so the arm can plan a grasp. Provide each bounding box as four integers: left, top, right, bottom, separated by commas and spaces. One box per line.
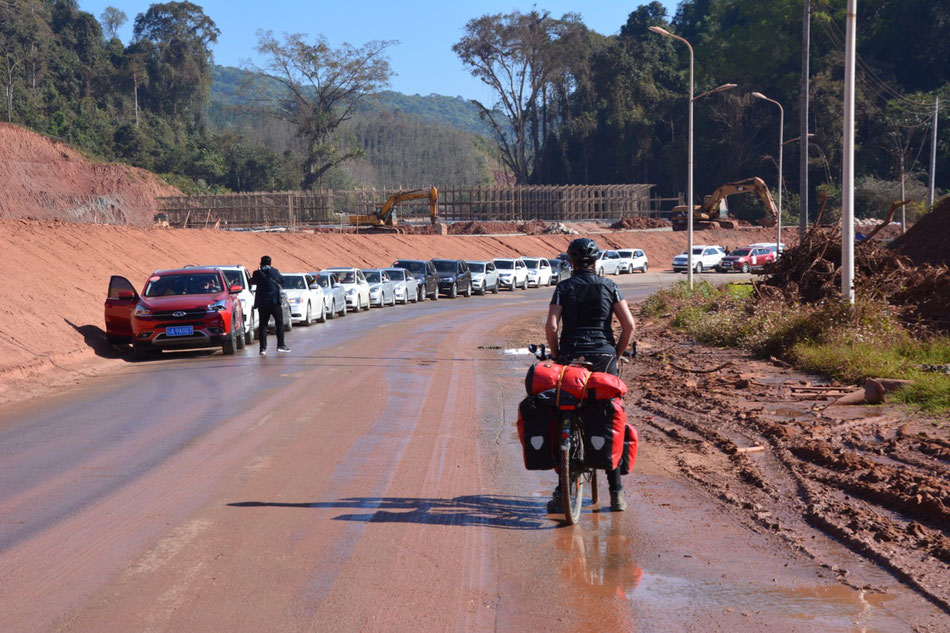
466, 260, 499, 295
312, 271, 348, 318
384, 268, 420, 304
363, 269, 396, 307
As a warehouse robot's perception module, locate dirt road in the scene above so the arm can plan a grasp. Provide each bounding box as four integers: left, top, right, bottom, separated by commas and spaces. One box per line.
0, 274, 943, 632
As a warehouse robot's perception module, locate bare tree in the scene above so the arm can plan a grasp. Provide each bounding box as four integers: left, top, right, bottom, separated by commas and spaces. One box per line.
453, 10, 585, 184
100, 6, 127, 40
250, 31, 395, 189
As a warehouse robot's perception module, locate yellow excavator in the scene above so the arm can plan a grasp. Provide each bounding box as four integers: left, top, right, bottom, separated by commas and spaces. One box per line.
671, 177, 778, 231
348, 186, 439, 233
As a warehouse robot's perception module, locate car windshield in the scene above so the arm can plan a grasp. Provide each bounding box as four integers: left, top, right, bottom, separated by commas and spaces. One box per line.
432, 261, 456, 273
523, 259, 539, 269
144, 273, 222, 297
547, 259, 560, 267
618, 251, 633, 257
468, 263, 485, 272
495, 260, 513, 269
334, 271, 356, 284
281, 275, 308, 290
385, 269, 406, 280
364, 271, 381, 283
692, 248, 705, 255
394, 261, 425, 274
223, 270, 244, 289
732, 249, 752, 257
315, 275, 330, 288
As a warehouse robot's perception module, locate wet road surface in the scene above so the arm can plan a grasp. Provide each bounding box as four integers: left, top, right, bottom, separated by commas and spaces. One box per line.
0, 272, 938, 632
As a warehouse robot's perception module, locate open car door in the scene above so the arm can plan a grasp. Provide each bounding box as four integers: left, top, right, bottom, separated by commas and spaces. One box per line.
104, 275, 138, 344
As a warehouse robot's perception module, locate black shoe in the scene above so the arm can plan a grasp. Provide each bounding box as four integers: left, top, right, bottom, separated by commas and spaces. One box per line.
277, 346, 291, 353
259, 349, 267, 356
610, 491, 627, 512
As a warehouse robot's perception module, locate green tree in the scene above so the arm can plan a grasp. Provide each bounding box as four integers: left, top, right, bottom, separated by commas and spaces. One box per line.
99, 6, 126, 40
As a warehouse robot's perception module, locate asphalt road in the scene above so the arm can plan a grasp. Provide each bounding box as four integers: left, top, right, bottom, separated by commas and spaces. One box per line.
0, 271, 914, 632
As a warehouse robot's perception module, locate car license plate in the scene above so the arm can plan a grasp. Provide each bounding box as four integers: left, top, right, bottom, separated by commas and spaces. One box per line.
166, 325, 194, 337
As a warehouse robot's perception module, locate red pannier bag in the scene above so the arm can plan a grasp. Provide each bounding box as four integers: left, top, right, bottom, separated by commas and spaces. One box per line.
584, 371, 628, 400
525, 362, 591, 399
619, 423, 639, 475
577, 397, 626, 470
516, 395, 557, 470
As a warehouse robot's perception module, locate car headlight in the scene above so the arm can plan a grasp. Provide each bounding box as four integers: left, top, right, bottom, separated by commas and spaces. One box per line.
289, 297, 301, 305
207, 300, 227, 312
133, 304, 151, 317
346, 288, 356, 295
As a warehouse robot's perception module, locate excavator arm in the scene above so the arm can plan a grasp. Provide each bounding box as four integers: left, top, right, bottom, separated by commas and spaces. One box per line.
348, 186, 439, 231
672, 177, 777, 230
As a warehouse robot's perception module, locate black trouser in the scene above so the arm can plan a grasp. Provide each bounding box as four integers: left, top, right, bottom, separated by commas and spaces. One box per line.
559, 352, 623, 493
257, 304, 285, 350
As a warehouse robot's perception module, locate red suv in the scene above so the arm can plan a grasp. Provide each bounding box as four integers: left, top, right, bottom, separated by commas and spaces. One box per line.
105, 267, 245, 360
716, 246, 776, 273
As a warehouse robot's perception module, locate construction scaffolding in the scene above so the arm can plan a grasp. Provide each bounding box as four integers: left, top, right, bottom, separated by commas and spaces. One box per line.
157, 184, 653, 229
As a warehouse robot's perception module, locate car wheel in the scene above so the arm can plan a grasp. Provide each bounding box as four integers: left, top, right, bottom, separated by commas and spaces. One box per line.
431, 287, 438, 301
363, 295, 371, 311
492, 282, 499, 294
642, 263, 648, 273
464, 282, 472, 297
303, 302, 313, 326
319, 301, 328, 323
339, 299, 347, 316
741, 262, 750, 274
695, 262, 703, 274
327, 298, 336, 319
448, 283, 457, 299
596, 267, 603, 276
236, 323, 246, 349
245, 321, 254, 345
284, 315, 292, 332
222, 328, 237, 355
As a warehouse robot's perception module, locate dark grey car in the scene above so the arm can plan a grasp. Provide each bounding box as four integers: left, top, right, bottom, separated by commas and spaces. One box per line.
392, 259, 439, 301
431, 259, 472, 299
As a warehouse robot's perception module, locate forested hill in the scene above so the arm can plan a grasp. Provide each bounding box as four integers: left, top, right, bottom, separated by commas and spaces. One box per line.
211, 65, 493, 137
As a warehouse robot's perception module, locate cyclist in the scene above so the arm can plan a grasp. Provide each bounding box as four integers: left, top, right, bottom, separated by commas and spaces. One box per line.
545, 237, 636, 512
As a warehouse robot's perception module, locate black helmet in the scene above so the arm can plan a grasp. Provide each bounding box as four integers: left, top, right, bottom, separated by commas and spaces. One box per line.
566, 237, 599, 264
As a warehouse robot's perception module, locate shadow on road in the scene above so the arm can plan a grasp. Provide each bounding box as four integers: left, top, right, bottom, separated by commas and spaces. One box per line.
228, 495, 553, 530
64, 318, 129, 360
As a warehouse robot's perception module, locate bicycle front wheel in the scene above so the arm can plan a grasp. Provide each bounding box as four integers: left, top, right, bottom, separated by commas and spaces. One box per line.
559, 447, 584, 525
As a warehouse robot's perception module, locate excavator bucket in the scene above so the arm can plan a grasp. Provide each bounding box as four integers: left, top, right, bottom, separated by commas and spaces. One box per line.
756, 217, 777, 228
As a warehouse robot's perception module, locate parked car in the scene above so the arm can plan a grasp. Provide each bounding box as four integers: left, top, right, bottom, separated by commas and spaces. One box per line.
747, 242, 787, 258
281, 272, 326, 325
672, 245, 726, 273
325, 267, 371, 311
384, 267, 420, 304
392, 259, 439, 301
493, 258, 528, 290
595, 250, 623, 276
217, 265, 258, 345
521, 257, 554, 287
311, 271, 348, 317
466, 260, 499, 295
105, 267, 245, 361
431, 259, 473, 298
363, 269, 396, 307
717, 246, 775, 273
548, 258, 571, 283
616, 249, 649, 273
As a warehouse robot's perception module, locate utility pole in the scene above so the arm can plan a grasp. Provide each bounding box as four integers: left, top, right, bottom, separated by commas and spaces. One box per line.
930, 97, 939, 209
900, 153, 906, 234
841, 0, 856, 305
800, 0, 811, 233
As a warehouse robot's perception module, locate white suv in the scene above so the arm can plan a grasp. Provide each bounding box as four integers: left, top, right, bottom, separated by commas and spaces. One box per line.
616, 249, 648, 273
217, 265, 258, 345
493, 258, 528, 290
672, 245, 725, 273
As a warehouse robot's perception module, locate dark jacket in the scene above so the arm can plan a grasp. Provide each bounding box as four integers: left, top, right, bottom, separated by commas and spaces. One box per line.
252, 266, 284, 308
550, 269, 623, 356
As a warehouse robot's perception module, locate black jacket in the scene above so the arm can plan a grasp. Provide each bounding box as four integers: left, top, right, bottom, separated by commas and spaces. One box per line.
549, 269, 624, 356
252, 266, 284, 308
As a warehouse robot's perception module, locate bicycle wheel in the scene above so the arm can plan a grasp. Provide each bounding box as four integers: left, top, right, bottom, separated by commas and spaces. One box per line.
559, 447, 584, 525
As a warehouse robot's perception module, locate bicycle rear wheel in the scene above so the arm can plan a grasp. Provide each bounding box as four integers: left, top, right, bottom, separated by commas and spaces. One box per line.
559, 448, 583, 525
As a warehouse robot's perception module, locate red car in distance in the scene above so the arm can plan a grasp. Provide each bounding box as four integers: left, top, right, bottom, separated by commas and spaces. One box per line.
105, 267, 245, 361
716, 245, 776, 273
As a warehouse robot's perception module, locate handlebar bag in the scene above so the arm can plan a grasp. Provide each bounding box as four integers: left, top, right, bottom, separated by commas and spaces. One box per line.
578, 397, 626, 471
516, 395, 557, 470
619, 423, 639, 475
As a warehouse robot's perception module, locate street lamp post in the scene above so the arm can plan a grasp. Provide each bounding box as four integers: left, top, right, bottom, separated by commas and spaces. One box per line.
649, 27, 735, 288
752, 92, 784, 253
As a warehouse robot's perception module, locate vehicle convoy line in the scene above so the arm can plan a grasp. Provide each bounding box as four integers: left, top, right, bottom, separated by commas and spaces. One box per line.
0, 273, 923, 632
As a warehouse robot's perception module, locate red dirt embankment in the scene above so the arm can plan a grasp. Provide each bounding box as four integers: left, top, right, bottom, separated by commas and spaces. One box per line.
0, 220, 789, 404
0, 123, 180, 227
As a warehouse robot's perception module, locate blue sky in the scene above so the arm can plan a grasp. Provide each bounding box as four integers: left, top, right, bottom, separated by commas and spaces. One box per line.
80, 1, 679, 101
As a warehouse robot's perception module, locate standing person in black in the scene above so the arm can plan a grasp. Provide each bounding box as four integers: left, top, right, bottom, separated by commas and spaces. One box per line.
544, 237, 636, 511
252, 255, 290, 355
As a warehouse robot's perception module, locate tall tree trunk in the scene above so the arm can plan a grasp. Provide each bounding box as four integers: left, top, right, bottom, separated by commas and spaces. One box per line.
133, 72, 139, 127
